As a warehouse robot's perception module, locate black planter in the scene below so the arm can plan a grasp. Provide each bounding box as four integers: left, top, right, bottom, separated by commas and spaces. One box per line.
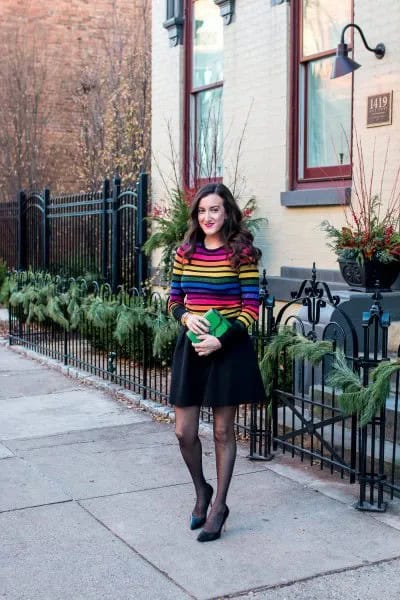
338, 258, 400, 292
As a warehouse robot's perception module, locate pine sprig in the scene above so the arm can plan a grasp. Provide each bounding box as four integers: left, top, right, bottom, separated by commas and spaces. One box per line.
6, 271, 181, 360
86, 296, 117, 328
114, 303, 136, 345
46, 295, 70, 330
365, 359, 400, 425
329, 353, 400, 426
0, 276, 13, 305
291, 338, 333, 363
150, 310, 179, 357
259, 327, 333, 396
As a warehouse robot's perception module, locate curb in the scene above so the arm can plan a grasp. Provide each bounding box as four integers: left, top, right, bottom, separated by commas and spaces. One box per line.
0, 337, 215, 438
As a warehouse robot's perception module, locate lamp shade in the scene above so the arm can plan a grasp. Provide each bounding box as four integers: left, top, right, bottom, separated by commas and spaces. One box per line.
330, 43, 361, 79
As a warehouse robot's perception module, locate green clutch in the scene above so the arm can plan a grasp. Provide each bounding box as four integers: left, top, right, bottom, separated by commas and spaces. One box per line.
186, 308, 232, 344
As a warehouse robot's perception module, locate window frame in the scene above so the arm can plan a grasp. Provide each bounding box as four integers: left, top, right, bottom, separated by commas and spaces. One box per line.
184, 0, 223, 188
290, 1, 354, 190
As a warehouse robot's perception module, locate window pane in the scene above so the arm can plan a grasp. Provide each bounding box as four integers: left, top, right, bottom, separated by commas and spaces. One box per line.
195, 87, 223, 179
193, 0, 223, 88
303, 0, 351, 56
306, 57, 351, 168
166, 0, 174, 19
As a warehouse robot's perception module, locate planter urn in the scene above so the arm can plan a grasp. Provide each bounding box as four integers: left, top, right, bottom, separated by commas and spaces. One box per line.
338, 258, 400, 292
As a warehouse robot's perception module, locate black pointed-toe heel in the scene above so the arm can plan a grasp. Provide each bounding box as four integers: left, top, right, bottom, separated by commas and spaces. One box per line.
190, 483, 213, 530
197, 505, 229, 542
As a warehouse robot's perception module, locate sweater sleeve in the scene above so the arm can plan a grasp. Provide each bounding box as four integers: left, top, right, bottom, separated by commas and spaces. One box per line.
167, 247, 187, 322
218, 261, 260, 349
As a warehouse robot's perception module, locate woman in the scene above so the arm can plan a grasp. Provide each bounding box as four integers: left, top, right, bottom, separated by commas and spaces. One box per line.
168, 183, 266, 542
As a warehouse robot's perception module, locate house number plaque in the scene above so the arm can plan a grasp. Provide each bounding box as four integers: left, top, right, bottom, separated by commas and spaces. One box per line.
367, 92, 392, 127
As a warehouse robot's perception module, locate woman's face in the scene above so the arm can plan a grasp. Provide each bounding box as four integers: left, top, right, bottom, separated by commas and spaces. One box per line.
197, 193, 226, 238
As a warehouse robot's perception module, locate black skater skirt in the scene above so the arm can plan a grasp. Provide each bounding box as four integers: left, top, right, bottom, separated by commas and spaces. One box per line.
169, 325, 267, 408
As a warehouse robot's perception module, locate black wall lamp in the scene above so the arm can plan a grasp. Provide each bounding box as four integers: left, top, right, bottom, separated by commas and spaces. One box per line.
331, 23, 385, 79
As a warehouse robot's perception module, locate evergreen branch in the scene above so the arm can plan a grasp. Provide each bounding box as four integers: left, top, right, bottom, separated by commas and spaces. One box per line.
329, 353, 400, 427
364, 359, 400, 426
291, 339, 333, 363
114, 303, 136, 345
150, 310, 179, 356
86, 296, 117, 328
259, 327, 333, 396
46, 296, 70, 330
0, 276, 12, 304
328, 350, 361, 392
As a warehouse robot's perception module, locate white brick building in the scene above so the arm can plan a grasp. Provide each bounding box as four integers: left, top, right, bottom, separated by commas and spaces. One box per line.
152, 0, 400, 296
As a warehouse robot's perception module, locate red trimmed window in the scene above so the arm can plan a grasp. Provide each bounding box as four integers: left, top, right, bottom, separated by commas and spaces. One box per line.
184, 0, 223, 187
291, 1, 353, 188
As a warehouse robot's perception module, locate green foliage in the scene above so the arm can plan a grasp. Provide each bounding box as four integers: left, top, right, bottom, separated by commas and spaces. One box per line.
321, 134, 400, 265
0, 277, 10, 305
114, 303, 136, 345
86, 295, 117, 329
7, 271, 179, 363
46, 293, 70, 330
146, 297, 179, 357
261, 326, 400, 427
329, 352, 400, 426
240, 196, 267, 236
143, 188, 190, 282
0, 259, 7, 292
259, 327, 333, 397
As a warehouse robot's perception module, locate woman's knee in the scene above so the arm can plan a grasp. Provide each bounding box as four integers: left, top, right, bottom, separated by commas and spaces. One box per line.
175, 427, 198, 448
213, 424, 234, 445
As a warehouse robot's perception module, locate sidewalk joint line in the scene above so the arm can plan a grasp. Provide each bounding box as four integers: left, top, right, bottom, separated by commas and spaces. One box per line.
206, 554, 400, 599
77, 500, 198, 600
0, 498, 73, 515
77, 481, 195, 502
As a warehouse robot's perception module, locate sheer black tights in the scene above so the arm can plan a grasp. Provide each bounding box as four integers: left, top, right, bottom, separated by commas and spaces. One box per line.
175, 405, 237, 529
175, 406, 209, 517
203, 406, 237, 532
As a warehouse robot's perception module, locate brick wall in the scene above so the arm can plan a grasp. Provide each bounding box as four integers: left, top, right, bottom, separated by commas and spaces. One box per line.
0, 0, 149, 194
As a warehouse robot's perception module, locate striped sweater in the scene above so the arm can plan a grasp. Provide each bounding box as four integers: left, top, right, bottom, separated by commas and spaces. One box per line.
168, 243, 260, 329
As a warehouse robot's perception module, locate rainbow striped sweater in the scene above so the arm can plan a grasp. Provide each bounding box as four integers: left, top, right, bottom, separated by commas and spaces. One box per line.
168, 243, 260, 332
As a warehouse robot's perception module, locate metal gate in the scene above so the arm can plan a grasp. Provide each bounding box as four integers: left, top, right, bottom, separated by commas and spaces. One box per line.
2, 173, 148, 290
270, 266, 359, 481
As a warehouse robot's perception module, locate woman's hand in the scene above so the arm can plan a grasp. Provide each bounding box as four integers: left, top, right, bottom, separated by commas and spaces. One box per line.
186, 314, 210, 336
193, 334, 222, 357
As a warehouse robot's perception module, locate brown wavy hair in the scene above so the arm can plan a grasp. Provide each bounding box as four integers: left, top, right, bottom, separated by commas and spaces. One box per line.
182, 183, 261, 269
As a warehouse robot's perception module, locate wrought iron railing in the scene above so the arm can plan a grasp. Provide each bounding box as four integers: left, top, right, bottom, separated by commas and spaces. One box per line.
0, 174, 148, 290
5, 266, 400, 510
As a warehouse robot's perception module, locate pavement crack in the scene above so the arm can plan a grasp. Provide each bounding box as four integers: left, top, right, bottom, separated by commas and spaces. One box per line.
207, 554, 400, 599
0, 498, 73, 515
77, 480, 193, 502
76, 500, 197, 599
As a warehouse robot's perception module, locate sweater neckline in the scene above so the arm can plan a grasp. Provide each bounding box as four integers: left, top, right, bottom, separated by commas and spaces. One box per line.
200, 242, 224, 252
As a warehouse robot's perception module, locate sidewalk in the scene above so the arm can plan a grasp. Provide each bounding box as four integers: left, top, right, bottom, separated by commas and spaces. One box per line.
1, 338, 400, 600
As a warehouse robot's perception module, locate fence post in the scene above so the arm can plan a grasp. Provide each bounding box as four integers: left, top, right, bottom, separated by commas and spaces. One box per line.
102, 179, 110, 282
42, 188, 50, 271
356, 291, 388, 512
111, 177, 121, 292
135, 173, 148, 292
248, 271, 275, 461
17, 190, 26, 271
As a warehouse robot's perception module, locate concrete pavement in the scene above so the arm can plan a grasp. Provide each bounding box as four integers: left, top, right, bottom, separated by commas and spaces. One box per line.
1, 339, 400, 600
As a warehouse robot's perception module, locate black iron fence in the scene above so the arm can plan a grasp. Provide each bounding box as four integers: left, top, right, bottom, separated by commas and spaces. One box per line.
5, 266, 400, 511
0, 174, 148, 290
0, 202, 18, 269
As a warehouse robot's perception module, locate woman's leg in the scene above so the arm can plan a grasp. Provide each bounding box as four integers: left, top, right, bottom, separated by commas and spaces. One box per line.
202, 405, 237, 532
175, 405, 211, 517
